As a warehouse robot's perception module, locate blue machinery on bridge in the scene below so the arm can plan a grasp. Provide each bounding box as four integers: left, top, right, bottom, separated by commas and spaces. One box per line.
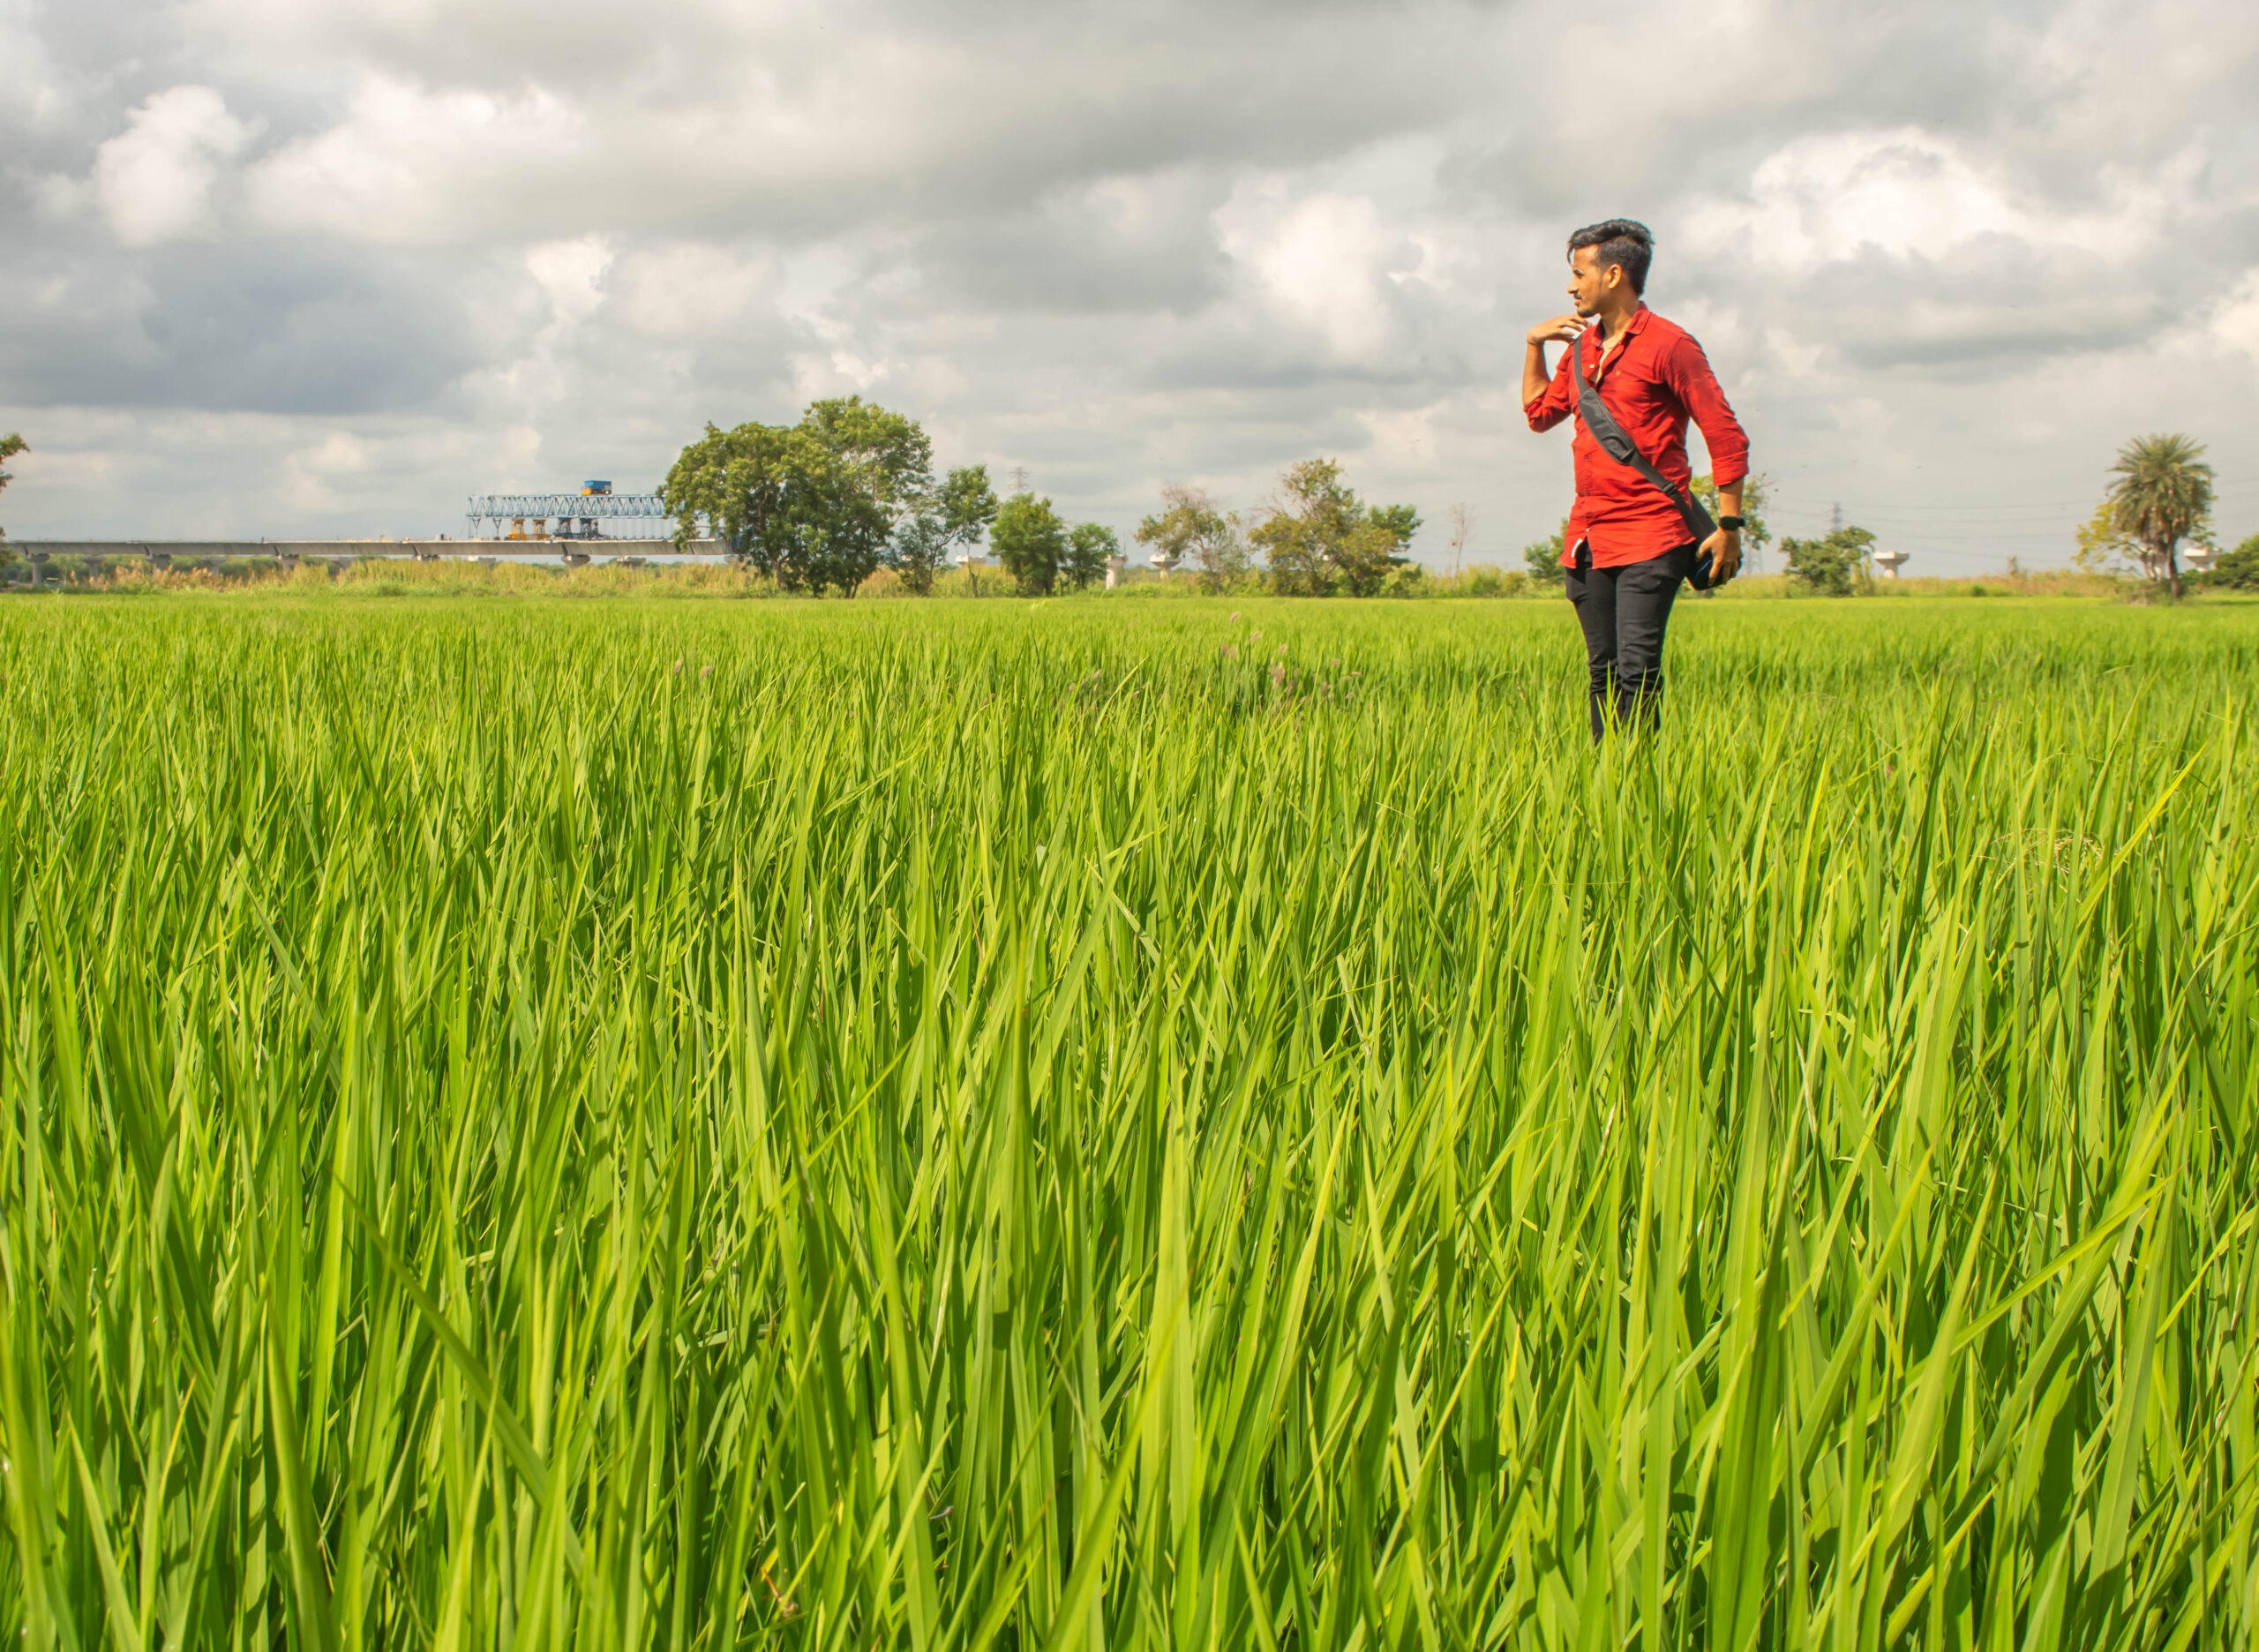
465, 480, 672, 541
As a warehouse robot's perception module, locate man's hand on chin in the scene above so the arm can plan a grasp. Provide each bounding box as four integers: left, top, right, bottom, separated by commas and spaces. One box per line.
1701, 528, 1742, 583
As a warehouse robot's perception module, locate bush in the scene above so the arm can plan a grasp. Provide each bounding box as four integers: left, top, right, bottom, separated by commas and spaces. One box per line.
1063, 522, 1118, 591
2199, 535, 2259, 592
1523, 525, 1566, 587
992, 493, 1068, 594
1248, 461, 1418, 596
1782, 526, 1876, 596
1450, 565, 1532, 598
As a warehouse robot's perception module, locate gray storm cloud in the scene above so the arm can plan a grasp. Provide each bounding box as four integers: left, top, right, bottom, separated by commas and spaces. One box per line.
2, 0, 2255, 563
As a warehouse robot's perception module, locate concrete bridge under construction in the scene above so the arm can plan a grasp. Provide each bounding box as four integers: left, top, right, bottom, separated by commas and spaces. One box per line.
6, 539, 727, 582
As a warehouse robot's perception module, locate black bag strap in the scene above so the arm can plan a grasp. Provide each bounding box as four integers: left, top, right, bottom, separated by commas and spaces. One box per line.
1569, 328, 1716, 546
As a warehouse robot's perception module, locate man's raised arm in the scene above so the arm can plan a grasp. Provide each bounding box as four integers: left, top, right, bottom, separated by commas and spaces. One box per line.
1524, 314, 1586, 431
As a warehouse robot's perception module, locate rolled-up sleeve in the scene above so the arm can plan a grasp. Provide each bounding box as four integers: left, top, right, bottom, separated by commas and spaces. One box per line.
1525, 350, 1575, 433
1665, 335, 1747, 486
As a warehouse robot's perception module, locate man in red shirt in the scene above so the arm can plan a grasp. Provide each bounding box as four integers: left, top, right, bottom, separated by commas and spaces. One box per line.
1525, 220, 1748, 740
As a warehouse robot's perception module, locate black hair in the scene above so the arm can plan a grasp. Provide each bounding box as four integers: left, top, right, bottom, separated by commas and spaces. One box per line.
1567, 219, 1654, 295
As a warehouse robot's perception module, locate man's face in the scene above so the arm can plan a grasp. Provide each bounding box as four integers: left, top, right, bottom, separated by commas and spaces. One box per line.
1565, 246, 1617, 316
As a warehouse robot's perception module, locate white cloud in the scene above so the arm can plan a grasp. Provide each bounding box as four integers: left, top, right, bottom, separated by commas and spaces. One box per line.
2215, 272, 2259, 367
524, 236, 612, 327
1682, 127, 2172, 271
93, 86, 258, 247
610, 244, 781, 342
447, 237, 619, 428
0, 0, 69, 135
244, 76, 589, 244
1358, 402, 1445, 472
278, 428, 372, 511
1215, 184, 1423, 363
6, 0, 2259, 559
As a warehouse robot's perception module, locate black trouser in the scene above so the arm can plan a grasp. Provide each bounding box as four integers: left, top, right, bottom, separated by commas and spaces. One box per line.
1565, 540, 1696, 741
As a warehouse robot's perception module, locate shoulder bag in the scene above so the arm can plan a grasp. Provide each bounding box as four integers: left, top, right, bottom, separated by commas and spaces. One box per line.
1569, 330, 1722, 589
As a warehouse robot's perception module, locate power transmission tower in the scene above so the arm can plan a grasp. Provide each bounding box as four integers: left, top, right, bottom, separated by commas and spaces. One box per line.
1831, 501, 1843, 534
1009, 465, 1029, 495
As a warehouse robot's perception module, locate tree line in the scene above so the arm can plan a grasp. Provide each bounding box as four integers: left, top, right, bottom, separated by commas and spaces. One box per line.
662, 400, 1420, 597
22, 408, 2246, 597
1758, 432, 2252, 598
1507, 433, 2255, 597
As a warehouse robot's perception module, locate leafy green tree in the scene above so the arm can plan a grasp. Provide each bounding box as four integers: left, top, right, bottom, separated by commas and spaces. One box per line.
0, 432, 24, 550
1135, 485, 1217, 579
660, 418, 787, 565
662, 399, 954, 595
1062, 522, 1118, 590
801, 396, 934, 520
2073, 499, 2139, 577
1137, 485, 1247, 592
1522, 521, 1566, 587
890, 515, 949, 592
661, 421, 888, 593
1250, 460, 1418, 597
1782, 525, 1876, 596
992, 492, 1068, 595
2104, 432, 2214, 600
940, 466, 999, 554
893, 464, 998, 594
1348, 515, 1418, 594
2199, 534, 2259, 592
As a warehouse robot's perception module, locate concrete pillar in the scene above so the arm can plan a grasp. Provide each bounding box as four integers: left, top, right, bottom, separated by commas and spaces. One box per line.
1104, 554, 1128, 589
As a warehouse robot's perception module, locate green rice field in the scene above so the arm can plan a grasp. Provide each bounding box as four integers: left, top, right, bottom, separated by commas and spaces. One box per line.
1, 594, 2255, 1650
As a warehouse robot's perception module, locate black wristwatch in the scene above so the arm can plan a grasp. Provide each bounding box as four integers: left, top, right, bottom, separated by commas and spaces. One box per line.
1718, 515, 1745, 531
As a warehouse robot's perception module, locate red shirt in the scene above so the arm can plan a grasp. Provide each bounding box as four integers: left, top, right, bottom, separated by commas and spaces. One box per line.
1524, 304, 1748, 567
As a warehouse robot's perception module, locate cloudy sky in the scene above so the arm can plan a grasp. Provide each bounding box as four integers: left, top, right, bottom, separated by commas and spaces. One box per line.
4, 0, 2256, 568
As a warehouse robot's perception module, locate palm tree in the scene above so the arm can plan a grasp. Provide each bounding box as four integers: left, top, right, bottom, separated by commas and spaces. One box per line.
2106, 433, 2213, 600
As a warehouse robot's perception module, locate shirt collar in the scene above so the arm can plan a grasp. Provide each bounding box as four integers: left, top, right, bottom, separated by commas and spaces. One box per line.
1604, 303, 1650, 344
1584, 303, 1647, 380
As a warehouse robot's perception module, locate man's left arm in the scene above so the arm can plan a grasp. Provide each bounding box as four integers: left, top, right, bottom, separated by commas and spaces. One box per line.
1669, 336, 1750, 581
